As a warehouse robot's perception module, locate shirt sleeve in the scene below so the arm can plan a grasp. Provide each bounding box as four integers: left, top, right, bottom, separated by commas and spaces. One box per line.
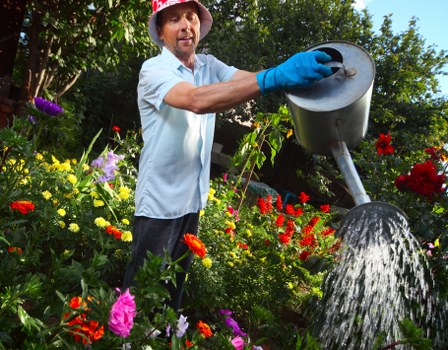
138, 60, 184, 111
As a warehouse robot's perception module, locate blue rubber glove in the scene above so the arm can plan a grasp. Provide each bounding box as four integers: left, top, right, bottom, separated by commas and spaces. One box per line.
256, 51, 333, 95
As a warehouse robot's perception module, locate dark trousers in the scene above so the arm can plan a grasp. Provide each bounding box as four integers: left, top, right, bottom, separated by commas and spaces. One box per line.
122, 213, 199, 311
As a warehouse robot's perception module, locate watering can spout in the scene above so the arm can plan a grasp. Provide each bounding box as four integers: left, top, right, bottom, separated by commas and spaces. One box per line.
331, 141, 370, 206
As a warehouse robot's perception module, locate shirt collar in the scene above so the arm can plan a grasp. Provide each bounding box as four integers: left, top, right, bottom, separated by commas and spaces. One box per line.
161, 47, 205, 72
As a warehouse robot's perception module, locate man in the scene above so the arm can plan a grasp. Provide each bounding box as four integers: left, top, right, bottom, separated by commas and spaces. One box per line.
123, 0, 332, 311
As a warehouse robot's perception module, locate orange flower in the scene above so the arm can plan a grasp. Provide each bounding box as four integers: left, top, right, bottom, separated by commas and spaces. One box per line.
106, 225, 123, 239
7, 246, 23, 254
196, 320, 213, 338
10, 200, 35, 214
183, 233, 207, 258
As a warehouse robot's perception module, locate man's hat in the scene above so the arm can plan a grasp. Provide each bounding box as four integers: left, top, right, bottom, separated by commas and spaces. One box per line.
148, 0, 213, 47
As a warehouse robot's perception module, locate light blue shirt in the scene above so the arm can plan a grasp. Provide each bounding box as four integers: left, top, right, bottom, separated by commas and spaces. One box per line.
135, 47, 238, 218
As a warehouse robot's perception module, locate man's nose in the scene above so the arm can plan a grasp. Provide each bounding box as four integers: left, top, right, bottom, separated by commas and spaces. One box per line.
179, 16, 191, 30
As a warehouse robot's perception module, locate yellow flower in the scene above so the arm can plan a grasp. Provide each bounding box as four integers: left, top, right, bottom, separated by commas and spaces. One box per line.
67, 174, 77, 185
209, 188, 216, 196
202, 257, 213, 269
286, 129, 294, 139
71, 159, 77, 164
93, 199, 105, 207
58, 221, 66, 228
82, 164, 90, 171
225, 212, 232, 217
90, 191, 99, 199
225, 220, 236, 230
42, 190, 52, 200
57, 208, 66, 217
52, 199, 59, 206
207, 193, 215, 201
121, 218, 130, 225
121, 231, 133, 242
35, 152, 44, 161
94, 217, 108, 228
118, 186, 131, 200
58, 162, 72, 172
68, 223, 80, 233
213, 198, 221, 205
199, 210, 205, 217
229, 251, 237, 258
246, 229, 252, 237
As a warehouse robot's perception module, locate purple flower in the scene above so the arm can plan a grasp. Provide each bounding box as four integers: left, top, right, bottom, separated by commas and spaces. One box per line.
220, 309, 233, 316
108, 288, 136, 338
225, 316, 247, 337
91, 151, 125, 183
34, 97, 64, 116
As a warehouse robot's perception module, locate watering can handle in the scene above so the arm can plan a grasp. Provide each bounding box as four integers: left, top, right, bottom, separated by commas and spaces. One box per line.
324, 61, 356, 77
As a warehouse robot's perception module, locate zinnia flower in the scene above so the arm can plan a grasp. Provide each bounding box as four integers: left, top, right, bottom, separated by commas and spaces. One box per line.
183, 233, 207, 258
10, 200, 35, 214
108, 288, 136, 338
34, 97, 64, 116
375, 132, 394, 155
106, 225, 123, 240
196, 320, 213, 338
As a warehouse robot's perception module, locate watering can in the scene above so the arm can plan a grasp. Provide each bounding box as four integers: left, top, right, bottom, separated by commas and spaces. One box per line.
286, 40, 376, 206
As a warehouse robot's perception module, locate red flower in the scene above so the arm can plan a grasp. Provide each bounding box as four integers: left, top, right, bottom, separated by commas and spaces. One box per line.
266, 195, 273, 213
295, 207, 304, 216
320, 204, 330, 213
278, 232, 292, 244
275, 214, 285, 227
257, 197, 268, 214
299, 250, 311, 261
10, 200, 35, 214
275, 194, 283, 211
285, 204, 295, 215
321, 227, 336, 236
395, 160, 446, 197
299, 233, 316, 247
197, 320, 213, 337
7, 246, 23, 254
112, 125, 121, 133
285, 219, 295, 236
375, 132, 394, 155
185, 339, 194, 347
298, 192, 310, 204
183, 233, 207, 258
105, 225, 123, 239
237, 242, 248, 249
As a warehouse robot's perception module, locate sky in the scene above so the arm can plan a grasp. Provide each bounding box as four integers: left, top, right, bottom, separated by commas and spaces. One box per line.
353, 0, 448, 96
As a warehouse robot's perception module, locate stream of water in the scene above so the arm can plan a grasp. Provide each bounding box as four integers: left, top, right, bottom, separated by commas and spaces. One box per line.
312, 202, 446, 349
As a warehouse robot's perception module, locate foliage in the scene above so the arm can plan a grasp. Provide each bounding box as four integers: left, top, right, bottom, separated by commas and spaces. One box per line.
14, 0, 155, 100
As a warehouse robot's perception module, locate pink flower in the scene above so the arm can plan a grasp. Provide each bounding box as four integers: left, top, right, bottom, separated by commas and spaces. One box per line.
108, 288, 136, 338
231, 336, 245, 350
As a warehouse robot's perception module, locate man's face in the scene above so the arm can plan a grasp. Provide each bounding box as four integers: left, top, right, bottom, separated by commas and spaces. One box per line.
157, 2, 201, 60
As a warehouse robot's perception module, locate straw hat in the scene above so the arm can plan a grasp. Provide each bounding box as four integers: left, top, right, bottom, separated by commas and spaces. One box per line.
148, 0, 213, 46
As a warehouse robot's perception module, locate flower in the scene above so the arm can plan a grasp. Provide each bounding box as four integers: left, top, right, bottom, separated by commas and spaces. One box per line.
90, 151, 125, 183
68, 223, 80, 233
183, 233, 207, 258
93, 199, 105, 207
94, 217, 108, 228
65, 296, 104, 344
286, 129, 293, 138
320, 204, 331, 213
67, 174, 77, 185
7, 247, 23, 254
108, 288, 136, 338
42, 190, 52, 200
34, 97, 64, 116
299, 250, 311, 261
176, 314, 189, 338
224, 316, 247, 337
106, 225, 123, 240
375, 132, 394, 155
10, 200, 35, 214
118, 187, 131, 200
202, 257, 213, 268
196, 320, 213, 338
231, 336, 245, 350
298, 192, 310, 204
121, 231, 133, 242
257, 197, 268, 214
395, 160, 446, 197
121, 218, 130, 225
57, 208, 66, 216
112, 125, 121, 133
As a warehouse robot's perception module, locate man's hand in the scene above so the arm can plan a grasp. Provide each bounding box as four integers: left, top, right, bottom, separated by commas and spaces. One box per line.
256, 51, 333, 95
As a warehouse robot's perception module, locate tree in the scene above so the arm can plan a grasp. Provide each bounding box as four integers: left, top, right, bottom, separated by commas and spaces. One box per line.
14, 0, 155, 103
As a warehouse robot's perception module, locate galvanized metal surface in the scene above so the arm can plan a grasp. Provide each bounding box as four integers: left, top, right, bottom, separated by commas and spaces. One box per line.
286, 40, 375, 155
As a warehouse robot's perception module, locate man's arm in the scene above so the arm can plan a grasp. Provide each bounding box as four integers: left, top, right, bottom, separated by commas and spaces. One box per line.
163, 70, 261, 114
